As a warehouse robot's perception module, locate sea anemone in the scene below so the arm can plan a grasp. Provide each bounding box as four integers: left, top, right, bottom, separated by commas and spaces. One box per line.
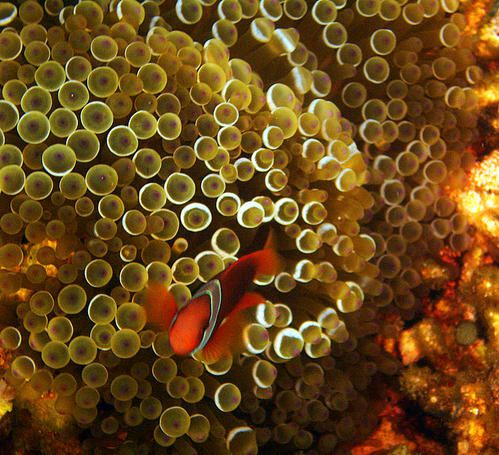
0, 0, 479, 453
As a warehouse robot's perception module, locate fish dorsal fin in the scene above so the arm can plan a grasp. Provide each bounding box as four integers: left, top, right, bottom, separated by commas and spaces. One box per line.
190, 279, 222, 355
200, 292, 265, 364
257, 228, 284, 278
144, 283, 178, 332
263, 227, 277, 251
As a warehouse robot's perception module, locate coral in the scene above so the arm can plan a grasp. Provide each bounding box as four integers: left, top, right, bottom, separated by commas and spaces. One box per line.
394, 33, 498, 449
0, 377, 14, 420
0, 0, 484, 454
399, 239, 499, 454
456, 149, 499, 245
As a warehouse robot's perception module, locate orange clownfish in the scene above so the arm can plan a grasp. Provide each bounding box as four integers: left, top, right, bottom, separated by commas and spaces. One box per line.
145, 236, 282, 364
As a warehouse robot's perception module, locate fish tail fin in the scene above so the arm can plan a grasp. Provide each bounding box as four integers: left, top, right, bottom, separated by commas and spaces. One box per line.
200, 292, 265, 364
144, 283, 178, 332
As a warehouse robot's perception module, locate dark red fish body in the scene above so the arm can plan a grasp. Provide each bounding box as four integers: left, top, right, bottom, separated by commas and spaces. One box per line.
216, 249, 274, 320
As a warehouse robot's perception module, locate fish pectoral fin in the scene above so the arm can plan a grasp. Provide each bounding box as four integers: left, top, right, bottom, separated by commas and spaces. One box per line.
200, 292, 266, 365
232, 291, 267, 313
144, 283, 178, 332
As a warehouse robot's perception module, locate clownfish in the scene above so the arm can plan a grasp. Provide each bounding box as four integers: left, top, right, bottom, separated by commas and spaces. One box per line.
144, 233, 282, 363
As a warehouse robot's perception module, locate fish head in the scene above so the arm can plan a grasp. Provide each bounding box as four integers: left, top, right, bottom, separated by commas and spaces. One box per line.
169, 294, 211, 356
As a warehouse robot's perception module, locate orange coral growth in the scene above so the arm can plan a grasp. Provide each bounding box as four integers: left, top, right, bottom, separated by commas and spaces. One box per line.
351, 419, 417, 455
455, 151, 499, 243
476, 15, 499, 60
399, 244, 499, 454
0, 349, 12, 371
463, 0, 494, 37
351, 398, 446, 455
399, 330, 422, 366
